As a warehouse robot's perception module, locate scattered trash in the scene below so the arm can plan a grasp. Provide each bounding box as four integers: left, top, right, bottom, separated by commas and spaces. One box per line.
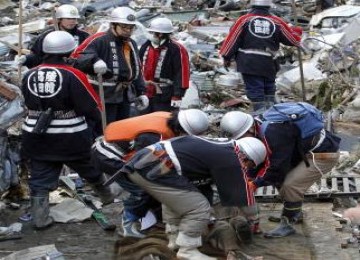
49, 198, 93, 223
0, 222, 22, 241
2, 244, 64, 260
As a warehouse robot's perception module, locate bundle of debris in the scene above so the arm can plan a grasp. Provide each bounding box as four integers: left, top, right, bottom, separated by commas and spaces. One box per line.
0, 80, 25, 198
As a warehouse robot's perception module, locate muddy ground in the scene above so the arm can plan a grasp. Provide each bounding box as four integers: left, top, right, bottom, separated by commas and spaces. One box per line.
0, 198, 360, 260
0, 124, 358, 260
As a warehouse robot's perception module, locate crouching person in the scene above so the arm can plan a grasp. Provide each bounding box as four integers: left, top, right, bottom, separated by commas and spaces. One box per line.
20, 31, 117, 229
92, 109, 209, 238
117, 135, 266, 259
220, 104, 341, 238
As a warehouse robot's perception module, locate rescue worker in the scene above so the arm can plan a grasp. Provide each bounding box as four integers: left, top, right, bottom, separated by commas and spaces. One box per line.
71, 7, 149, 124
20, 31, 116, 229
220, 106, 341, 238
16, 4, 89, 68
93, 109, 212, 238
139, 17, 190, 112
119, 136, 267, 259
219, 0, 302, 111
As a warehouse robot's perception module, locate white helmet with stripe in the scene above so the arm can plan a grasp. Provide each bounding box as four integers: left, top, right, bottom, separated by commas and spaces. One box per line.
110, 7, 137, 25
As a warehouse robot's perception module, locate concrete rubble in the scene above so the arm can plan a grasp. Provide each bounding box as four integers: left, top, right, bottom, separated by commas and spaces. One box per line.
0, 1, 359, 259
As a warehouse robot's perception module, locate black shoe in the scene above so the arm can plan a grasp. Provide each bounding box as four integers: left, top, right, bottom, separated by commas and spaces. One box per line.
264, 217, 296, 238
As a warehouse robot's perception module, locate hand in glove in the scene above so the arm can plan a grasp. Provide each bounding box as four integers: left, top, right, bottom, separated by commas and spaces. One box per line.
171, 98, 182, 108
93, 59, 108, 75
15, 55, 27, 66
135, 95, 149, 111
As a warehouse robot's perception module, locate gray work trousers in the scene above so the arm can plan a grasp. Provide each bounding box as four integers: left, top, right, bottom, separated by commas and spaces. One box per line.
279, 152, 339, 202
127, 172, 211, 238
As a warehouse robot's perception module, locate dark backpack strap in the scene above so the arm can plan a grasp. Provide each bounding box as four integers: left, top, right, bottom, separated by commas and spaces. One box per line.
293, 123, 310, 168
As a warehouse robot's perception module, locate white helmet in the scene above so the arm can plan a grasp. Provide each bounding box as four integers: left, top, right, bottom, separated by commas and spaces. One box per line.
250, 0, 272, 6
178, 109, 209, 135
56, 4, 80, 19
43, 31, 77, 54
220, 111, 254, 139
235, 137, 266, 166
110, 7, 137, 25
147, 17, 174, 34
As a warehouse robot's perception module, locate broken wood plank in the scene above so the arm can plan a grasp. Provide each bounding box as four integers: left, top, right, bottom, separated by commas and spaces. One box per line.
0, 40, 30, 55
332, 177, 338, 191
354, 177, 360, 193
343, 177, 350, 193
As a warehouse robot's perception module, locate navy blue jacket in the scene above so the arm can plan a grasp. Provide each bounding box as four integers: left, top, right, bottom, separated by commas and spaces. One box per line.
220, 7, 301, 79
123, 136, 255, 207
21, 57, 101, 161
24, 26, 89, 68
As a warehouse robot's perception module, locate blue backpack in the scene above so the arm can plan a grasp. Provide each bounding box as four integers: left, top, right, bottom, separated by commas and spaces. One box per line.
258, 102, 325, 139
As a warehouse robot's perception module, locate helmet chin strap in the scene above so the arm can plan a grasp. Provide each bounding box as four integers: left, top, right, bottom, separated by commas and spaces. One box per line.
111, 24, 120, 37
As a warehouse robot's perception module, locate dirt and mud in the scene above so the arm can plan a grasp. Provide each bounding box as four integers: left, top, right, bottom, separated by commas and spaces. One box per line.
0, 122, 359, 260
0, 198, 360, 260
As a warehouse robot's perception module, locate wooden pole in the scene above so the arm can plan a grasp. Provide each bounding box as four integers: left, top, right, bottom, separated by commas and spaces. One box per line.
17, 0, 23, 85
52, 5, 59, 31
290, 0, 307, 102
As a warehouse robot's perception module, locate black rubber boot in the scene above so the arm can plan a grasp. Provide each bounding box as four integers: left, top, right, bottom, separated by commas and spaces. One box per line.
121, 217, 145, 238
268, 211, 304, 223
264, 216, 296, 238
251, 101, 267, 113
30, 195, 54, 230
264, 201, 302, 238
89, 174, 119, 205
265, 95, 275, 109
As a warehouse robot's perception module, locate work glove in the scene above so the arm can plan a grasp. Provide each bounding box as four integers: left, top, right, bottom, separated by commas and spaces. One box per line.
15, 55, 27, 66
93, 59, 107, 75
170, 98, 182, 108
135, 95, 149, 111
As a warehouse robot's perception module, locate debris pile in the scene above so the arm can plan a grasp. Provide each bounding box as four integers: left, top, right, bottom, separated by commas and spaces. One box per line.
0, 1, 359, 259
